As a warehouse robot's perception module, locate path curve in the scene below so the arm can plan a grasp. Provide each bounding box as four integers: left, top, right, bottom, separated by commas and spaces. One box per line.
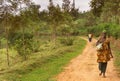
56, 37, 120, 81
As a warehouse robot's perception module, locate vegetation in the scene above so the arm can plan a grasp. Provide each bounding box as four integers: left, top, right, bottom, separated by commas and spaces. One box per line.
0, 37, 85, 81
114, 50, 120, 71
89, 0, 120, 74
0, 0, 120, 80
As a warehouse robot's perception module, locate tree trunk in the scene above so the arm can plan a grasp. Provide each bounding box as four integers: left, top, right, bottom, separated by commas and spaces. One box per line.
22, 27, 27, 60
5, 16, 10, 66
52, 24, 57, 44
6, 35, 10, 66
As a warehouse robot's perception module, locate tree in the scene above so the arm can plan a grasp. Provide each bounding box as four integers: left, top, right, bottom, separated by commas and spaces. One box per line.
0, 0, 15, 66
90, 0, 105, 17
100, 0, 120, 23
70, 0, 79, 20
48, 0, 64, 42
62, 0, 71, 12
0, 0, 33, 65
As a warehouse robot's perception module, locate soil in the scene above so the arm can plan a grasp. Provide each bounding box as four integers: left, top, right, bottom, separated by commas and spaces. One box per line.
56, 38, 120, 81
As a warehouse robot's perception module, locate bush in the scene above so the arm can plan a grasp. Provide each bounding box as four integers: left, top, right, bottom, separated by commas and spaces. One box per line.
86, 23, 120, 38
59, 37, 75, 46
32, 40, 40, 52
0, 37, 7, 48
8, 33, 39, 59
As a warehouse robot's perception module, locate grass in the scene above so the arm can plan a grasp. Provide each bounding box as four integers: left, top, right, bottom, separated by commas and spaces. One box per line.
111, 40, 120, 76
19, 37, 86, 81
0, 48, 18, 70
113, 49, 120, 74
0, 37, 86, 81
114, 50, 120, 77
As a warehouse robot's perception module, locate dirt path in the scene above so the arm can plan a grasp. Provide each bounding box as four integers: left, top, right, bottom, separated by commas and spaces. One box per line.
56, 38, 120, 81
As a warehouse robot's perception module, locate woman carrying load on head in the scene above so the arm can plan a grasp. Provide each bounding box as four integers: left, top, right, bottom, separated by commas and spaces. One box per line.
96, 30, 113, 78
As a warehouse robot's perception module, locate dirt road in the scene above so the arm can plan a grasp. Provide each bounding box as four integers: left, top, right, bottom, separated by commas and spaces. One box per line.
56, 38, 120, 81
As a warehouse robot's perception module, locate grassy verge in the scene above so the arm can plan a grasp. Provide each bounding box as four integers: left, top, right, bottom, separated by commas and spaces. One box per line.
111, 40, 120, 76
18, 37, 86, 81
113, 49, 120, 76
0, 37, 86, 81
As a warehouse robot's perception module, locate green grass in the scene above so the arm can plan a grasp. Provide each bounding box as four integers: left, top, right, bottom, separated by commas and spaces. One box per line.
0, 48, 18, 70
112, 43, 120, 76
17, 37, 86, 81
114, 51, 120, 77
0, 37, 86, 81
114, 50, 120, 73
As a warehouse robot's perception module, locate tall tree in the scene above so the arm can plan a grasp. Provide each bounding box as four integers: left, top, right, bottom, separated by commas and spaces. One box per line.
0, 0, 15, 66
48, 0, 72, 42
70, 0, 79, 20
48, 0, 62, 42
90, 0, 105, 17
0, 0, 32, 65
62, 0, 71, 12
101, 0, 120, 23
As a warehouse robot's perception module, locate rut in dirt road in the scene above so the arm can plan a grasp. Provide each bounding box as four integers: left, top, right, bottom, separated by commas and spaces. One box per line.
56, 38, 120, 81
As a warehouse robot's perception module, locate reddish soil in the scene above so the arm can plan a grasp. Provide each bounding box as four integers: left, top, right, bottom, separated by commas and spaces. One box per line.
56, 38, 120, 81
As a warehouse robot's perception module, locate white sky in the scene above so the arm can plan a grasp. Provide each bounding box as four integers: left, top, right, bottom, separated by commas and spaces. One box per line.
32, 0, 91, 12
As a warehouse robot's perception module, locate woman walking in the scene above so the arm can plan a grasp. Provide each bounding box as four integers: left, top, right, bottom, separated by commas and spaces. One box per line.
96, 31, 113, 78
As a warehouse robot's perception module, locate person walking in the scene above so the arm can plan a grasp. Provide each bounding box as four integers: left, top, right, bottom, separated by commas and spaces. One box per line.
96, 31, 113, 78
88, 33, 93, 42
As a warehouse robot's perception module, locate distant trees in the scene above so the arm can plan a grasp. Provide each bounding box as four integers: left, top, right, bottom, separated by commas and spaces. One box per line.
62, 0, 71, 12
47, 0, 78, 42
89, 0, 120, 38
90, 0, 120, 23
0, 0, 119, 68
0, 0, 94, 66
101, 0, 120, 23
48, 0, 62, 41
90, 0, 105, 17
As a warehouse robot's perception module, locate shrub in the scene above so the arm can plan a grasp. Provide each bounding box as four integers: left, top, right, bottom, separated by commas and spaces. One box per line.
8, 33, 40, 59
59, 37, 75, 46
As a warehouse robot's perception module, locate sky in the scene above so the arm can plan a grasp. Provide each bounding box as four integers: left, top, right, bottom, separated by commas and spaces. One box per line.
32, 0, 91, 12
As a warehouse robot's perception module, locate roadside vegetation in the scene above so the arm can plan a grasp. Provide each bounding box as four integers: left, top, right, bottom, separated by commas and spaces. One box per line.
0, 37, 86, 81
111, 38, 120, 76
0, 0, 120, 80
